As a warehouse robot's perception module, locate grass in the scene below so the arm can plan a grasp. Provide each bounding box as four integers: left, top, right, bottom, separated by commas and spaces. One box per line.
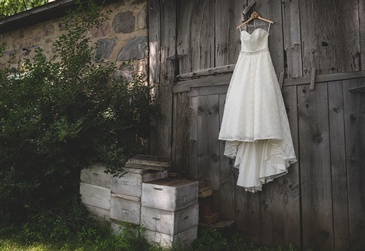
0, 224, 311, 251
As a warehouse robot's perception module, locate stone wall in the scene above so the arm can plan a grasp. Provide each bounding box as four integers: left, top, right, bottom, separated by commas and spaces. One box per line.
0, 0, 148, 77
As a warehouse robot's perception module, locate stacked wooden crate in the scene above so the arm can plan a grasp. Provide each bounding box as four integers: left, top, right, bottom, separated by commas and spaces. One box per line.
80, 155, 200, 248
80, 164, 113, 219
141, 178, 199, 248
110, 167, 168, 224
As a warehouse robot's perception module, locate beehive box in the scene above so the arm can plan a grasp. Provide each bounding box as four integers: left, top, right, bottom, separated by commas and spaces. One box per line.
142, 179, 198, 211
144, 226, 198, 248
112, 168, 168, 197
80, 164, 112, 188
141, 203, 199, 235
80, 182, 111, 218
125, 155, 170, 170
110, 193, 141, 224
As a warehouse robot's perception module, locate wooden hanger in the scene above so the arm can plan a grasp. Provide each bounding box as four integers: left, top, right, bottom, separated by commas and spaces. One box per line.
236, 11, 274, 29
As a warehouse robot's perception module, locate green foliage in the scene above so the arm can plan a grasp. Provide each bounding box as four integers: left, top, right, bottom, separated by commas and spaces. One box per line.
0, 0, 48, 18
0, 0, 154, 228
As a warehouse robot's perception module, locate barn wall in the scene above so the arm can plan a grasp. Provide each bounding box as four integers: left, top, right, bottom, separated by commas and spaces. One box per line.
149, 0, 365, 250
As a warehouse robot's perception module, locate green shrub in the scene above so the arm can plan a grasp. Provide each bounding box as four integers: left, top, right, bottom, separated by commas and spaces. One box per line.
0, 0, 154, 229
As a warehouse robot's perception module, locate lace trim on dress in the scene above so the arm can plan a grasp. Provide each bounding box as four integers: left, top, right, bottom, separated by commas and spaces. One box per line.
240, 48, 269, 55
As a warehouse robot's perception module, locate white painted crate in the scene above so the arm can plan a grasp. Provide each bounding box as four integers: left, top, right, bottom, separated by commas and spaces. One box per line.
80, 164, 112, 188
142, 179, 198, 211
141, 203, 199, 236
112, 168, 168, 197
83, 204, 110, 219
144, 226, 198, 248
80, 182, 111, 210
110, 193, 141, 225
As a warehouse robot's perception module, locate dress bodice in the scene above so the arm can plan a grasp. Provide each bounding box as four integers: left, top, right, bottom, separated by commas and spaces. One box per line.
240, 28, 269, 53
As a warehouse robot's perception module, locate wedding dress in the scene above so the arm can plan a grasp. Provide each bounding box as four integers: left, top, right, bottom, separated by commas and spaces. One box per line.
218, 24, 297, 192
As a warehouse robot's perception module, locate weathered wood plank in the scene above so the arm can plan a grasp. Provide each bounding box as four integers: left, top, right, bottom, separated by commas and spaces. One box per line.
148, 0, 161, 155
235, 184, 260, 242
299, 0, 360, 76
173, 74, 232, 93
260, 86, 301, 247
190, 85, 228, 97
189, 96, 198, 179
328, 81, 350, 251
256, 0, 284, 76
176, 0, 193, 74
176, 64, 235, 81
343, 78, 365, 250
190, 0, 214, 71
360, 1, 365, 71
149, 0, 176, 157
229, 0, 246, 64
172, 93, 190, 173
215, 0, 231, 67
218, 93, 235, 220
282, 0, 302, 78
197, 95, 220, 190
298, 83, 334, 251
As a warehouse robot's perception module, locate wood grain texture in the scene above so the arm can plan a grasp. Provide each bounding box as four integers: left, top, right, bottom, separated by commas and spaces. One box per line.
298, 83, 334, 251
235, 184, 260, 242
149, 0, 176, 157
343, 78, 365, 250
197, 95, 220, 190
172, 93, 190, 173
189, 96, 199, 179
360, 2, 365, 71
218, 93, 235, 220
190, 0, 214, 71
229, 0, 246, 64
260, 86, 301, 247
299, 0, 360, 76
215, 0, 231, 67
282, 0, 302, 78
328, 81, 350, 251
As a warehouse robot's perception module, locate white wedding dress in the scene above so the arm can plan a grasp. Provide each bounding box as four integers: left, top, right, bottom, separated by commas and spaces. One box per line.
218, 25, 297, 192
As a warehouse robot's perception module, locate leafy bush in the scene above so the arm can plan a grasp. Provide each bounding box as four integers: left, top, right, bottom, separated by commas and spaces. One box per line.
0, 0, 154, 228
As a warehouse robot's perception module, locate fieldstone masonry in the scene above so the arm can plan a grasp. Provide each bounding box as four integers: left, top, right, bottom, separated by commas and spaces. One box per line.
0, 0, 148, 78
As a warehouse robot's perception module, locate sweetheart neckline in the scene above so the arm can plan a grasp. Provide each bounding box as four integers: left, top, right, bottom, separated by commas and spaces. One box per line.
241, 28, 269, 36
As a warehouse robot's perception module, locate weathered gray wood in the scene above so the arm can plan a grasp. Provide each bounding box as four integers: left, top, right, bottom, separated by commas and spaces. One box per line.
176, 64, 235, 81
218, 93, 235, 220
343, 79, 365, 250
360, 2, 365, 71
190, 85, 228, 98
299, 0, 360, 76
172, 93, 190, 173
190, 0, 214, 71
148, 0, 161, 155
196, 95, 221, 190
176, 0, 193, 74
282, 0, 302, 78
173, 74, 232, 93
150, 0, 176, 157
141, 203, 199, 235
298, 83, 334, 251
111, 168, 167, 197
215, 0, 231, 67
260, 86, 301, 247
235, 185, 260, 242
141, 179, 198, 211
328, 81, 350, 251
80, 182, 111, 210
189, 96, 198, 179
256, 0, 284, 76
110, 194, 141, 224
80, 165, 112, 188
229, 0, 246, 64
284, 70, 365, 87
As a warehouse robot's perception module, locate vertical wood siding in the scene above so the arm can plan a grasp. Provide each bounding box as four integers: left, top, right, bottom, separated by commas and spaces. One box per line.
149, 0, 365, 250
